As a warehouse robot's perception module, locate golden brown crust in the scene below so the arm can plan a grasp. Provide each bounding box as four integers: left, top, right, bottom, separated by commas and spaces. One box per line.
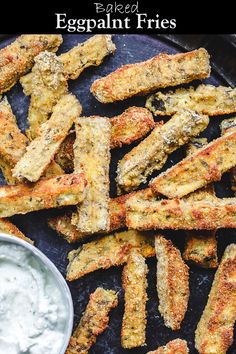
66, 230, 155, 281
150, 129, 236, 198
147, 339, 189, 354
48, 189, 153, 243
117, 110, 209, 193
0, 96, 64, 184
183, 139, 218, 268
0, 218, 33, 244
195, 244, 236, 354
0, 35, 62, 94
20, 51, 68, 140
54, 107, 155, 173
91, 48, 210, 103
155, 236, 189, 330
71, 117, 111, 234
66, 287, 118, 354
0, 96, 28, 184
146, 84, 236, 116
60, 34, 116, 80
110, 107, 155, 149
0, 173, 86, 218
126, 197, 236, 230
13, 94, 81, 182
121, 249, 148, 348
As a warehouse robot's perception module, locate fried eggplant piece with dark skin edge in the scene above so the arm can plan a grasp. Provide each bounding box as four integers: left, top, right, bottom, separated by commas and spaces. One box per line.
48, 188, 155, 243
12, 94, 81, 182
21, 35, 116, 93
220, 117, 236, 196
20, 51, 68, 140
195, 244, 236, 354
54, 107, 155, 173
0, 218, 33, 244
121, 249, 148, 349
0, 35, 62, 94
147, 339, 189, 354
91, 48, 210, 103
126, 197, 236, 230
150, 128, 236, 198
71, 117, 111, 234
66, 230, 155, 281
0, 173, 87, 218
183, 138, 218, 269
146, 84, 236, 116
117, 109, 209, 193
0, 96, 64, 184
155, 235, 189, 330
66, 287, 118, 354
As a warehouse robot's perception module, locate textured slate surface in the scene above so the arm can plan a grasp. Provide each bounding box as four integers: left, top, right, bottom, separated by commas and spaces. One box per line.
0, 34, 236, 354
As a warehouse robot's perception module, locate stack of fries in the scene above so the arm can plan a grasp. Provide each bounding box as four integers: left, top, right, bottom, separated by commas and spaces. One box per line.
0, 34, 236, 354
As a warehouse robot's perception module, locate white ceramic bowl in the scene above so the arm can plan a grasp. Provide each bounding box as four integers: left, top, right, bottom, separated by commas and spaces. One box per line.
0, 232, 74, 354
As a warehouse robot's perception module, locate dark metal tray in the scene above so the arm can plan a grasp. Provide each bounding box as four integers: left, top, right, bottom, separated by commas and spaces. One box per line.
0, 34, 236, 354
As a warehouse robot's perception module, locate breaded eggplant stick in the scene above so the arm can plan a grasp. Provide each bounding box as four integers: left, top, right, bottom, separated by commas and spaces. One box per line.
150, 128, 236, 198
21, 35, 116, 94
55, 107, 155, 172
117, 109, 209, 193
66, 230, 154, 281
121, 249, 148, 348
0, 35, 62, 94
126, 197, 236, 230
71, 117, 110, 234
49, 188, 155, 243
91, 48, 210, 103
147, 339, 189, 354
60, 34, 116, 80
0, 218, 33, 244
20, 51, 68, 140
155, 236, 189, 330
0, 96, 63, 184
13, 94, 81, 182
146, 84, 236, 116
195, 244, 236, 354
183, 139, 218, 268
66, 287, 118, 354
221, 117, 236, 196
0, 173, 86, 218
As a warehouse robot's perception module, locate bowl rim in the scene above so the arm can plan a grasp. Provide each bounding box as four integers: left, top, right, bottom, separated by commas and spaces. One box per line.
0, 232, 74, 354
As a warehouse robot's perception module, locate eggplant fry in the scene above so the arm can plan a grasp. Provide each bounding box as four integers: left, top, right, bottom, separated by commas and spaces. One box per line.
221, 117, 236, 196
0, 35, 62, 94
48, 189, 154, 243
155, 236, 189, 330
121, 249, 148, 349
0, 218, 33, 244
71, 117, 110, 234
66, 287, 118, 354
147, 339, 189, 354
66, 230, 154, 281
150, 128, 236, 198
126, 197, 236, 230
117, 109, 209, 193
91, 48, 210, 103
20, 51, 68, 140
183, 138, 218, 268
60, 34, 116, 80
0, 173, 86, 218
54, 107, 155, 173
0, 96, 63, 184
195, 244, 236, 354
12, 94, 81, 182
146, 84, 236, 116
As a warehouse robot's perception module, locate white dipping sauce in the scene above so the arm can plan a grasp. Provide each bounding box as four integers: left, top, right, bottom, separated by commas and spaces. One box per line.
0, 242, 68, 354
